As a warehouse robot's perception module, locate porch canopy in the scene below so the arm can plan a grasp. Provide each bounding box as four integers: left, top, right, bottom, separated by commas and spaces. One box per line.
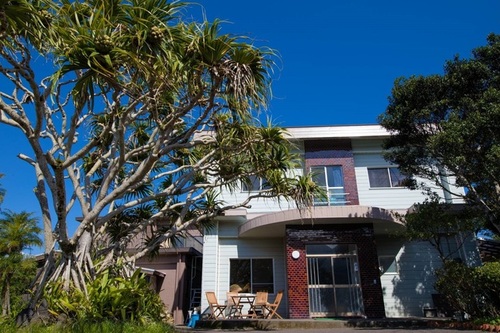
238, 205, 405, 238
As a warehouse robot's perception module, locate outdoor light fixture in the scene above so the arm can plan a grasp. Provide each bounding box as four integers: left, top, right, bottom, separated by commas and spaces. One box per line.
291, 250, 300, 259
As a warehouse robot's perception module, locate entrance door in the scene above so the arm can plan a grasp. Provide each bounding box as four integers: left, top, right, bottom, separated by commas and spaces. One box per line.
306, 244, 364, 317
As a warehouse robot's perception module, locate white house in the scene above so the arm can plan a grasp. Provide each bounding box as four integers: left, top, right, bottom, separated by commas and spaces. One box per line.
198, 124, 480, 320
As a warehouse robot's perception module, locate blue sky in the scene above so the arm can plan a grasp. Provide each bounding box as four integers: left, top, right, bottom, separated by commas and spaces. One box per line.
1, 0, 499, 251
195, 0, 500, 126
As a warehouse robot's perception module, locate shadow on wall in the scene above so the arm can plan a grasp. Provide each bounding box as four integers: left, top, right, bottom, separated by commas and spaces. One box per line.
385, 242, 442, 317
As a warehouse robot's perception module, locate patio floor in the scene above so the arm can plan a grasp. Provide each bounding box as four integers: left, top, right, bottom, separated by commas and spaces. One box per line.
175, 316, 472, 332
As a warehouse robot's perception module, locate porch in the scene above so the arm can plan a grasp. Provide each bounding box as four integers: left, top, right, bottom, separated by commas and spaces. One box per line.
176, 316, 461, 331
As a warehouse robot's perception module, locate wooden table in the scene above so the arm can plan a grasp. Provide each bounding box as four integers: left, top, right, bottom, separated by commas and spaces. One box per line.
229, 293, 256, 318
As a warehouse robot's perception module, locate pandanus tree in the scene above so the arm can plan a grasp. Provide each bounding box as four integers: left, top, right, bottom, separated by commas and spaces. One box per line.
0, 0, 321, 311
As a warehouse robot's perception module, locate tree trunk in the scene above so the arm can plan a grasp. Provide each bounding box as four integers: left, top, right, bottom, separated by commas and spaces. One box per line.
2, 275, 11, 316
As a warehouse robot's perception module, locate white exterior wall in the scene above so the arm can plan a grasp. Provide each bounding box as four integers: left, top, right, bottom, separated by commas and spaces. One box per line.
200, 127, 477, 319
352, 138, 465, 209
376, 236, 442, 317
200, 220, 287, 316
200, 223, 220, 315
351, 138, 474, 317
218, 167, 303, 213
352, 139, 430, 210
376, 232, 480, 318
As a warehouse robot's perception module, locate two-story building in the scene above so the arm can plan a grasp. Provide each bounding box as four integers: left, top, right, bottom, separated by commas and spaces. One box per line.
198, 124, 480, 320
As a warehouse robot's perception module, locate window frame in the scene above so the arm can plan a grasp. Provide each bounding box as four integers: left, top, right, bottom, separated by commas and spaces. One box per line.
310, 165, 348, 206
378, 255, 398, 275
229, 258, 275, 294
241, 175, 269, 192
367, 166, 407, 188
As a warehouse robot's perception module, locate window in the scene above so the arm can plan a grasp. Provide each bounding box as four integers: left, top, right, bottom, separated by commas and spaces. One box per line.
310, 166, 347, 205
241, 175, 270, 192
368, 167, 407, 188
378, 256, 398, 274
441, 235, 464, 262
229, 258, 274, 293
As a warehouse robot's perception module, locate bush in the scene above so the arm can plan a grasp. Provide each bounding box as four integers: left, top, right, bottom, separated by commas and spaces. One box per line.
0, 319, 174, 333
435, 261, 500, 318
475, 262, 500, 317
45, 268, 166, 323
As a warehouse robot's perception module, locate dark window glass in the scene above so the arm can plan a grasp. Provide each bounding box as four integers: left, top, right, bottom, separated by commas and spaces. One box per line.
368, 168, 391, 187
306, 244, 355, 255
379, 256, 397, 274
241, 175, 269, 192
310, 166, 346, 206
230, 258, 274, 293
333, 258, 349, 284
368, 167, 406, 188
311, 166, 326, 186
389, 168, 406, 187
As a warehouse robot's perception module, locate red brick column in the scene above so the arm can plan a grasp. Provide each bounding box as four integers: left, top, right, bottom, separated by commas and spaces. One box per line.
285, 224, 385, 319
304, 139, 359, 205
286, 237, 309, 318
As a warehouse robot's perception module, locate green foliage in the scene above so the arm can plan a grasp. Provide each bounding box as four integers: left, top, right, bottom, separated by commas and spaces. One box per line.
380, 33, 500, 235
68, 320, 174, 333
0, 0, 323, 311
0, 319, 174, 333
0, 255, 38, 316
435, 261, 500, 318
398, 194, 483, 262
45, 268, 165, 323
0, 211, 42, 255
0, 210, 41, 316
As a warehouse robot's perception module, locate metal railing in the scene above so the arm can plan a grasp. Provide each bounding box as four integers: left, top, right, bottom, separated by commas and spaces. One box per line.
313, 188, 350, 206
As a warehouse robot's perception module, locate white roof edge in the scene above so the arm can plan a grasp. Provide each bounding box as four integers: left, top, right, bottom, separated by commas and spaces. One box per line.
285, 124, 389, 139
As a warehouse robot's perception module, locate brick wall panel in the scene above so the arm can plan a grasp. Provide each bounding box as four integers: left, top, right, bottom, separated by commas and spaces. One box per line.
285, 224, 385, 319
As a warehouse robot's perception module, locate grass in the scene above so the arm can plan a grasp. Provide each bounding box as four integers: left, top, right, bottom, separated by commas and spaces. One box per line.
0, 319, 176, 333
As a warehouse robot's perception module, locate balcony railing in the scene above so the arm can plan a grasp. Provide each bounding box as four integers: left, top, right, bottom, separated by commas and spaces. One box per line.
313, 188, 349, 206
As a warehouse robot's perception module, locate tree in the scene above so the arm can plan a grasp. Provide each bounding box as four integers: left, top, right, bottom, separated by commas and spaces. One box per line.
379, 33, 500, 235
0, 0, 320, 312
0, 210, 42, 316
397, 194, 483, 263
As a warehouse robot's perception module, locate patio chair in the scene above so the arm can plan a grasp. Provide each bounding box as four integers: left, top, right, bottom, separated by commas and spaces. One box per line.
250, 291, 268, 318
263, 290, 283, 319
226, 292, 244, 318
205, 291, 227, 319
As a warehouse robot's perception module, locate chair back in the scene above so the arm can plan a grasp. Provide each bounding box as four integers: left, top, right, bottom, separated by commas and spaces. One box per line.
206, 291, 218, 305
255, 291, 268, 305
273, 290, 284, 306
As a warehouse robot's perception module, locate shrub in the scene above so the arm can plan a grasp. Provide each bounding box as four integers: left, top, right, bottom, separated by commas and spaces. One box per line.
0, 320, 175, 333
475, 262, 500, 318
45, 268, 165, 323
435, 261, 500, 318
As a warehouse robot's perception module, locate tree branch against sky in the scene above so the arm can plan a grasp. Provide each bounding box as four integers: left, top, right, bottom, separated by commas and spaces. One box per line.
0, 0, 321, 311
379, 34, 500, 235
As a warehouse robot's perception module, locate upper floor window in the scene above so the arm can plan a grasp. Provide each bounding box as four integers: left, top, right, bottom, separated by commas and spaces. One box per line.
368, 167, 406, 188
241, 175, 270, 192
310, 166, 348, 206
229, 258, 274, 293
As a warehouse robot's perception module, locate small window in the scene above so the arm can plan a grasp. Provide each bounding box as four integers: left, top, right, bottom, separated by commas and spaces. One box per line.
441, 235, 464, 262
241, 175, 270, 192
368, 167, 407, 188
229, 258, 274, 293
379, 256, 398, 274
